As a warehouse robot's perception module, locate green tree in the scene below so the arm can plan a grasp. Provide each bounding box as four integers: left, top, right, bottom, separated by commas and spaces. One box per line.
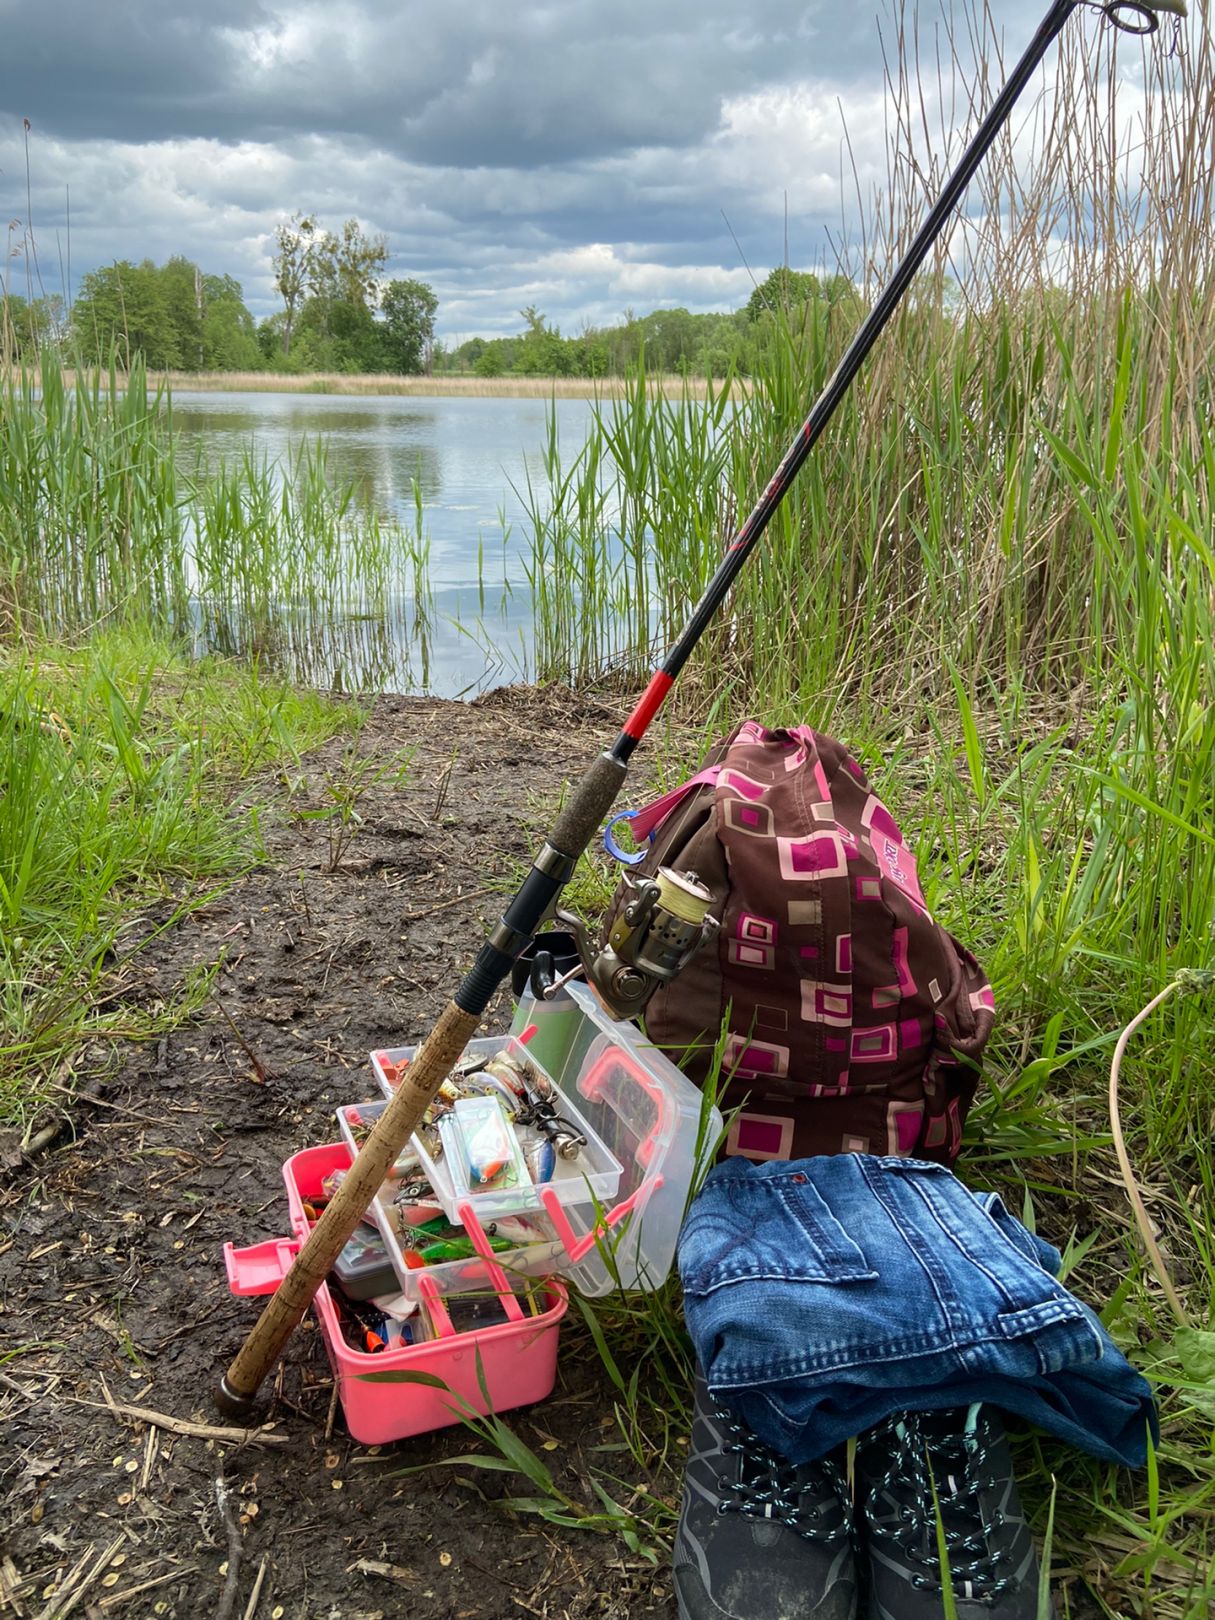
276, 216, 390, 369
201, 274, 261, 370
71, 261, 180, 368
745, 267, 822, 323
571, 332, 609, 377
70, 260, 258, 372
256, 312, 288, 365
317, 219, 388, 311
514, 307, 573, 376
272, 214, 316, 359
160, 255, 205, 370
379, 278, 438, 373
473, 340, 509, 377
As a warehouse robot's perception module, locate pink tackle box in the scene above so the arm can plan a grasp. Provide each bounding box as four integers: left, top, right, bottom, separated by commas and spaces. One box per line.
224, 983, 720, 1445
224, 1141, 567, 1445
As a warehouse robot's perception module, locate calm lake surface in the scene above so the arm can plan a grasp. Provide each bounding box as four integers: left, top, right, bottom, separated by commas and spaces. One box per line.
172, 391, 599, 696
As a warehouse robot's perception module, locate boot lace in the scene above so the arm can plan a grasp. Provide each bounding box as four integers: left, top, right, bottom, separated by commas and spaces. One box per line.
863, 1408, 1012, 1602
713, 1401, 852, 1545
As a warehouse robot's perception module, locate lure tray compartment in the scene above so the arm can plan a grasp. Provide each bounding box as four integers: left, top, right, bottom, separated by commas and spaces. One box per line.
346, 1049, 622, 1219
367, 980, 723, 1297
336, 1097, 572, 1301
224, 1141, 566, 1445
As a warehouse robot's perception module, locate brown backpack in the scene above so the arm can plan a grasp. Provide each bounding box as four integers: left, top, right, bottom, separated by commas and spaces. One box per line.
602, 721, 994, 1165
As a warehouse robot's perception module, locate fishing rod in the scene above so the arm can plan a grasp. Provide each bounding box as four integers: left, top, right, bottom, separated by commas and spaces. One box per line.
216, 0, 1186, 1418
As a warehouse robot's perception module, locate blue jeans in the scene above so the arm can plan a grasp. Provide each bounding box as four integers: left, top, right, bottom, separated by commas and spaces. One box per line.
677, 1155, 1156, 1466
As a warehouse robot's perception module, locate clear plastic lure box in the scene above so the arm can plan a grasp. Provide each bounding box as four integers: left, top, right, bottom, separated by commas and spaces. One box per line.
367, 980, 723, 1297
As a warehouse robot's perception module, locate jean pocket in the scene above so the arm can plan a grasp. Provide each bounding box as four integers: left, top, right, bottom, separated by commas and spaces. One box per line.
679, 1170, 877, 1295
974, 1191, 1063, 1277
995, 1297, 1108, 1374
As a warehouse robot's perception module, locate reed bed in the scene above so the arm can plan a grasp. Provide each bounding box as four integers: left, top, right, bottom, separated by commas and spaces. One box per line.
0, 356, 434, 687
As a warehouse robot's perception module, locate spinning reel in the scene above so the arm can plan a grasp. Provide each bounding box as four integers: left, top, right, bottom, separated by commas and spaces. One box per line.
516, 866, 719, 1023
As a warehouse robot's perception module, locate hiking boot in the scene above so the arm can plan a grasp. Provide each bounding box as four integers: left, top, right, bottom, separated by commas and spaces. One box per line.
856, 1404, 1050, 1619
673, 1373, 857, 1620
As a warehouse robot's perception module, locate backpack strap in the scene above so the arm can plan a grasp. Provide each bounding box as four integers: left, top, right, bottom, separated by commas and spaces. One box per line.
603, 766, 722, 864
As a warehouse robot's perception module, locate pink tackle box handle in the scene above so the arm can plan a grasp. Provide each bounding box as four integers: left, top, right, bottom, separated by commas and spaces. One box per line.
451, 1037, 674, 1272
577, 1044, 673, 1169
535, 1043, 671, 1262
224, 1237, 299, 1296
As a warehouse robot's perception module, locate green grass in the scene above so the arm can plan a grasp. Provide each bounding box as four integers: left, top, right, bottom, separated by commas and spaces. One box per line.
0, 626, 360, 1130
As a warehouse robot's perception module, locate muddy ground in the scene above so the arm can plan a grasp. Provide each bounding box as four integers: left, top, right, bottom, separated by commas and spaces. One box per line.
1, 688, 684, 1620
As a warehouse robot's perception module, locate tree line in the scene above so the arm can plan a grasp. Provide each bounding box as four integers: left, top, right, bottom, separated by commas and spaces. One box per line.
436, 271, 860, 380
3, 231, 859, 380
2, 213, 439, 375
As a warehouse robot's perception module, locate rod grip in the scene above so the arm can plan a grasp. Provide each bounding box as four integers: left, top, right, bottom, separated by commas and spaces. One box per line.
215, 998, 479, 1417
550, 752, 627, 856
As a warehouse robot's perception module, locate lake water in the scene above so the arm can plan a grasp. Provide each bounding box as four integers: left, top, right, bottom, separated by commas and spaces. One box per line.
172, 391, 599, 696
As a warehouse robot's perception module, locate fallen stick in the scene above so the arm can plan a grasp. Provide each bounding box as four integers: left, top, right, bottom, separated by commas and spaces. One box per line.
241, 1555, 270, 1620
65, 1395, 288, 1446
213, 1476, 243, 1620
403, 886, 495, 923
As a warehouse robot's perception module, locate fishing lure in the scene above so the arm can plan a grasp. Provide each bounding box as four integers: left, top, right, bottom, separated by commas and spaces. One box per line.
460, 1069, 524, 1118
402, 1215, 457, 1242
382, 1124, 444, 1185
453, 1096, 520, 1188
392, 1198, 446, 1228
487, 1213, 556, 1245
415, 1233, 515, 1264
484, 1052, 534, 1098
516, 1092, 587, 1162
523, 1136, 556, 1184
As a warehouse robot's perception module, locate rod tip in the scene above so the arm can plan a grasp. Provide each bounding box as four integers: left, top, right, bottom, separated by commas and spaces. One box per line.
213, 1374, 260, 1424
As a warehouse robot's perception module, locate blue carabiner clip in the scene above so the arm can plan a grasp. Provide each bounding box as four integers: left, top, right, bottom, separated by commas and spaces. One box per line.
603, 809, 648, 866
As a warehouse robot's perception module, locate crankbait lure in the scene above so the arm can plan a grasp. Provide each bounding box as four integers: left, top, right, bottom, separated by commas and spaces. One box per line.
453, 1096, 520, 1187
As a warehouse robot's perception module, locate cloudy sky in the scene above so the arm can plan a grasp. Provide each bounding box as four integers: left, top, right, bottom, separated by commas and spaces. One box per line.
0, 1, 1179, 342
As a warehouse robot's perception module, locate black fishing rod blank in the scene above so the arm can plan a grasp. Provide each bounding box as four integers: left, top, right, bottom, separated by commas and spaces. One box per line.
216, 0, 1186, 1419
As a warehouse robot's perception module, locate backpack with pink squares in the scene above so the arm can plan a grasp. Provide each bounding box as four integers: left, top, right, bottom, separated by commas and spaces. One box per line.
603, 721, 994, 1164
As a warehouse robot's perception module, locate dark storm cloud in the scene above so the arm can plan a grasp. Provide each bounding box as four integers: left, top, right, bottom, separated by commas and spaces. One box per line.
1, 1, 882, 160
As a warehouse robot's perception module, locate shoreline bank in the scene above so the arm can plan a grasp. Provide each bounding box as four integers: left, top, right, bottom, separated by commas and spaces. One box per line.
5, 366, 741, 400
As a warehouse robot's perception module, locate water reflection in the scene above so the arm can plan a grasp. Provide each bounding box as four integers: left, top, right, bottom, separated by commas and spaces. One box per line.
171, 391, 593, 581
